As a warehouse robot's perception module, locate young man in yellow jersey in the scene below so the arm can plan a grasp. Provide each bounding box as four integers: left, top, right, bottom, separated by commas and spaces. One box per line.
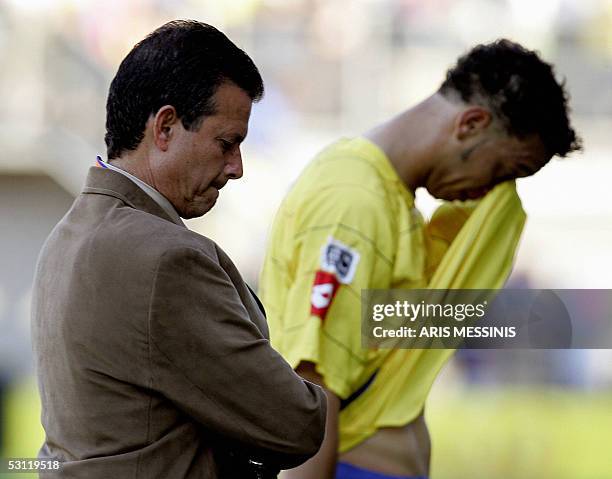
259, 39, 580, 479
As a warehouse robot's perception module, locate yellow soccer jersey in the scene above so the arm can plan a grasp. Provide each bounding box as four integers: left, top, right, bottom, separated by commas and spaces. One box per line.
259, 137, 427, 415
259, 137, 526, 452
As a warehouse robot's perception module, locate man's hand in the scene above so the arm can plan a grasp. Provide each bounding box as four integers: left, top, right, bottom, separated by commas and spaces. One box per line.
282, 361, 341, 479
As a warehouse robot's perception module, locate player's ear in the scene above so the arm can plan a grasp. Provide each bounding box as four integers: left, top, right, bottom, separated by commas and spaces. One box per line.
455, 106, 492, 141
152, 105, 179, 152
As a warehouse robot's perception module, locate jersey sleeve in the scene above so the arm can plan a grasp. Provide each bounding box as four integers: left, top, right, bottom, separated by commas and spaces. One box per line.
269, 185, 394, 399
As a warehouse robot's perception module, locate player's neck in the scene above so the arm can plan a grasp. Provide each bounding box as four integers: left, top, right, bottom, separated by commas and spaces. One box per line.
363, 93, 454, 192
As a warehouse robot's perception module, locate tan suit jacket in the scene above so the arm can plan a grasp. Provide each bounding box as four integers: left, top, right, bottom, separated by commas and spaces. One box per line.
31, 167, 326, 478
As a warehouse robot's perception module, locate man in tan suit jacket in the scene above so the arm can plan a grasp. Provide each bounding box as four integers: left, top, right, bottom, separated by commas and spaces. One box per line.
31, 20, 326, 478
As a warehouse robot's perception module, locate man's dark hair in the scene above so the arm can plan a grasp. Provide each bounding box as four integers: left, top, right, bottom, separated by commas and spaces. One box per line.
105, 20, 264, 159
439, 39, 581, 157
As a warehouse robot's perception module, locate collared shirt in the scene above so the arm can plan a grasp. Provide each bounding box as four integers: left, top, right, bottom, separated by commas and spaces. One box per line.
96, 156, 182, 224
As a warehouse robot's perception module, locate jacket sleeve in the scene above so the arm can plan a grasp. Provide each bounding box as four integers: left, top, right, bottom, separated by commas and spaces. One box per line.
148, 246, 327, 469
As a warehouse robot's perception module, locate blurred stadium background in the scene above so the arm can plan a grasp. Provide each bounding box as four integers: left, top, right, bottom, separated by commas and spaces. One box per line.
0, 0, 611, 478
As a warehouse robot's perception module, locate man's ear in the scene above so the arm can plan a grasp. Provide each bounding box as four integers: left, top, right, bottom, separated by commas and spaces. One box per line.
152, 105, 179, 152
455, 106, 492, 141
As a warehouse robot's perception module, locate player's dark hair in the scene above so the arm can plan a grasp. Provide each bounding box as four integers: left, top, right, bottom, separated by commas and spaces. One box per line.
439, 39, 581, 157
105, 20, 264, 159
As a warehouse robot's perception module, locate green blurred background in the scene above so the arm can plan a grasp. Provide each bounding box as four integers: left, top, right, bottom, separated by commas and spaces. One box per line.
3, 379, 612, 478
1, 0, 611, 477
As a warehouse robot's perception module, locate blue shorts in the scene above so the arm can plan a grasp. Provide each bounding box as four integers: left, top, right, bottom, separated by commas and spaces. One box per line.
335, 461, 428, 479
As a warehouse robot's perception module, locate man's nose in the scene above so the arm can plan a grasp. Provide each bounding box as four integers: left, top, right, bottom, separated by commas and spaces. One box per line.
225, 149, 243, 180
